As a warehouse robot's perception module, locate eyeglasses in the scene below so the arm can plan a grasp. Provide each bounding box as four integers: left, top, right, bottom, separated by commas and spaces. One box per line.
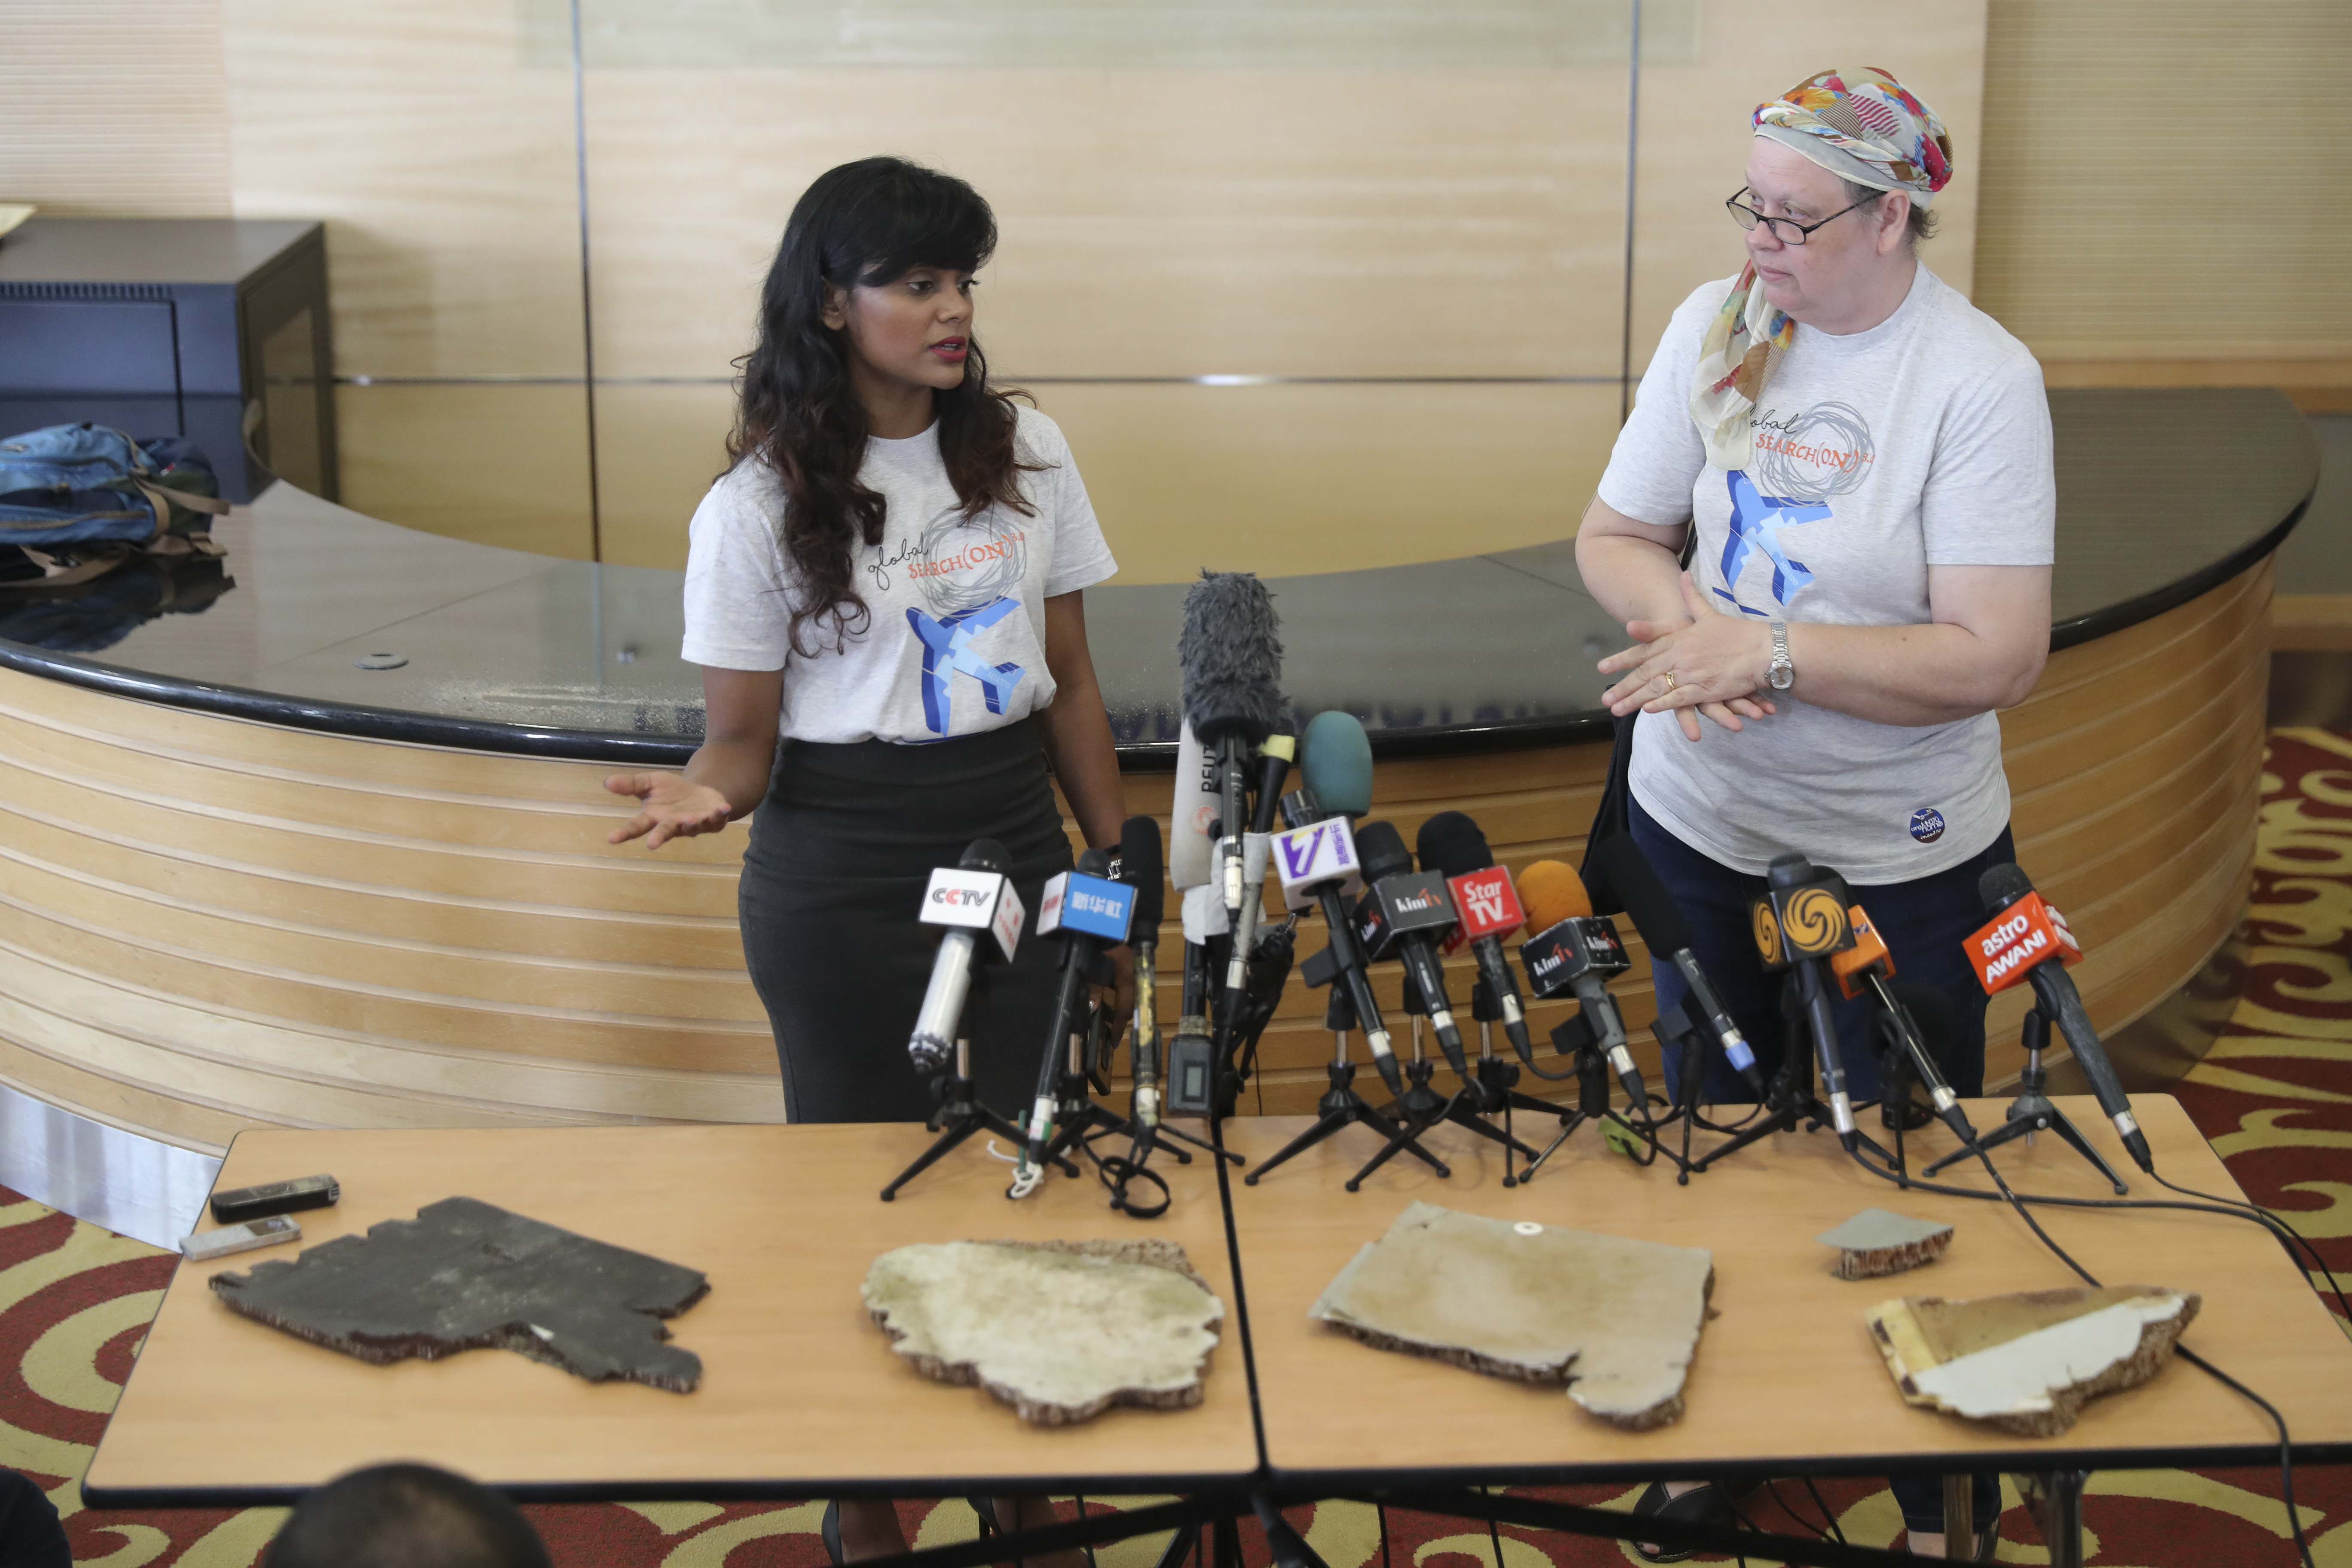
1725, 187, 1870, 245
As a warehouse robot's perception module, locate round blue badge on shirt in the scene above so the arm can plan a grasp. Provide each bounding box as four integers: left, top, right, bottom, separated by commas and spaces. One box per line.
1909, 807, 1946, 844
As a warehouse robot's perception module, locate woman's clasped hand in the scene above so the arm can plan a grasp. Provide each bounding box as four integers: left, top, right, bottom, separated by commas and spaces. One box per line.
1598, 572, 1778, 741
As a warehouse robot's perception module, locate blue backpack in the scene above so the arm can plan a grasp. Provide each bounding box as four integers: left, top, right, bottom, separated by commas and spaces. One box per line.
0, 423, 230, 589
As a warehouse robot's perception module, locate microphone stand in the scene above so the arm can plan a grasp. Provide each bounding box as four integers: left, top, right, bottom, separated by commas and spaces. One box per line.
1243, 985, 1449, 1189
881, 1035, 1070, 1201
1378, 975, 1543, 1184
1922, 1004, 2126, 1190
1468, 977, 1574, 1187
1688, 962, 1894, 1174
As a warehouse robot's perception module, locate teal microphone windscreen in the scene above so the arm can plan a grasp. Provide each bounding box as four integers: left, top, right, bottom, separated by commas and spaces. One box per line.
1299, 710, 1373, 817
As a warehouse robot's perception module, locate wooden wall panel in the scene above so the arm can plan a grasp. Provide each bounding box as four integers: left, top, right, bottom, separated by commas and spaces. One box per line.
335, 386, 595, 561
0, 1, 231, 217
1974, 0, 2352, 364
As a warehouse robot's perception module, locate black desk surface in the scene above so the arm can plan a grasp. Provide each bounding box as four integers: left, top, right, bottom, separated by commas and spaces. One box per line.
0, 388, 2318, 768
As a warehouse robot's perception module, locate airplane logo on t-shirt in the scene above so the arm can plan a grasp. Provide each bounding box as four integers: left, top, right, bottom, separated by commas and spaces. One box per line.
907, 597, 1026, 734
1715, 469, 1826, 617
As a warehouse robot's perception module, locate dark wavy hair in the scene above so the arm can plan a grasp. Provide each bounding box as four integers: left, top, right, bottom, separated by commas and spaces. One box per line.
729, 156, 1036, 656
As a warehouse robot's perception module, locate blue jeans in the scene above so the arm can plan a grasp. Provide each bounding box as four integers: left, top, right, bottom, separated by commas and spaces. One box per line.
1629, 796, 2009, 1537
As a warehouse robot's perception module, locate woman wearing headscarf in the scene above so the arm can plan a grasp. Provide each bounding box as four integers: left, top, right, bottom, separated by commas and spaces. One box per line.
1577, 69, 2052, 1559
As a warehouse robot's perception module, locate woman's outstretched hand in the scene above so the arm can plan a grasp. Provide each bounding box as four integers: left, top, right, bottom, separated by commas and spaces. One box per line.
605, 772, 735, 848
1597, 572, 1777, 742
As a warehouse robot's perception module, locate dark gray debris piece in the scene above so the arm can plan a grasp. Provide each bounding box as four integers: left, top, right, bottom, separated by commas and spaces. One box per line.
209, 1195, 708, 1392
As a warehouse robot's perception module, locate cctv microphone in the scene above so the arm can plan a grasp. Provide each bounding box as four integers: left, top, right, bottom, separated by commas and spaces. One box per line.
908, 839, 1025, 1076
1830, 897, 1980, 1146
1970, 864, 2152, 1174
1751, 853, 1861, 1151
1586, 834, 1766, 1096
1178, 571, 1284, 925
1351, 820, 1472, 1081
1275, 711, 1402, 1096
1517, 860, 1650, 1114
1018, 848, 1136, 1188
1118, 817, 1166, 1135
1417, 811, 1540, 1069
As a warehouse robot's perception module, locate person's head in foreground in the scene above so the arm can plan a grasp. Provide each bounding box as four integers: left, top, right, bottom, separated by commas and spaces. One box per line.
266, 1463, 551, 1568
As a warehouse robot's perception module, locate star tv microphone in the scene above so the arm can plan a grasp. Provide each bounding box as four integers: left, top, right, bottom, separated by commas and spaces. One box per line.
1177, 571, 1283, 923
1276, 711, 1402, 1096
1351, 820, 1471, 1081
1416, 812, 1536, 1066
1118, 816, 1167, 1135
1970, 864, 2153, 1175
1751, 853, 1860, 1151
907, 839, 1025, 1076
1586, 834, 1766, 1096
1018, 848, 1135, 1187
1517, 860, 1650, 1114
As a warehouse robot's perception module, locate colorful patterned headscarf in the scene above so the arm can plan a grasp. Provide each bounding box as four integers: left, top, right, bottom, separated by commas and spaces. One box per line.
1688, 67, 1951, 469
1753, 67, 1952, 202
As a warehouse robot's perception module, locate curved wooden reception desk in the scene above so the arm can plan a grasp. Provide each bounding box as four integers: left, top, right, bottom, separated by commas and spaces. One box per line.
0, 390, 2318, 1150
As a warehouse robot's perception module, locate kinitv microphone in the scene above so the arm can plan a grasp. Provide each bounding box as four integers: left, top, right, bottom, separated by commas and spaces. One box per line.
1119, 816, 1167, 1135
1177, 571, 1284, 924
1351, 820, 1472, 1081
1017, 848, 1136, 1189
1517, 860, 1650, 1114
1970, 864, 2153, 1175
1417, 812, 1537, 1068
1587, 834, 1766, 1096
1751, 853, 1861, 1151
1275, 711, 1402, 1096
907, 839, 1025, 1076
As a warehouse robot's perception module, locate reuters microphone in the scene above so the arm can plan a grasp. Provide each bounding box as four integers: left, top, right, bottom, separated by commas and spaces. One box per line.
1177, 571, 1283, 923
1418, 812, 1539, 1068
1517, 860, 1649, 1114
907, 839, 1025, 1076
1750, 854, 1860, 1150
1969, 864, 2152, 1174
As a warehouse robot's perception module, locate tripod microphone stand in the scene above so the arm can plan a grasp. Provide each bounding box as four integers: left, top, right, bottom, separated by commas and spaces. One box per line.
1922, 1004, 2126, 1190
1379, 974, 1543, 1184
1688, 959, 1895, 1173
882, 1035, 1070, 1200
1243, 984, 1449, 1188
1468, 977, 1573, 1187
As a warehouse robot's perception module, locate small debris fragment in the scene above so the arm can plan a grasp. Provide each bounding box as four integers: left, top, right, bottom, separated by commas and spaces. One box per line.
1817, 1208, 1954, 1279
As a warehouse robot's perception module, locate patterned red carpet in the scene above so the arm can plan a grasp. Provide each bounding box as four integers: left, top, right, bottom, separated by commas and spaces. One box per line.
6, 732, 2350, 1565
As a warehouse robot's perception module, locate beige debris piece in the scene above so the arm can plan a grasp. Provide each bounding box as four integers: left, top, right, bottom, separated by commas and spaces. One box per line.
1816, 1208, 1954, 1279
1866, 1285, 2200, 1437
863, 1238, 1223, 1426
1309, 1201, 1715, 1430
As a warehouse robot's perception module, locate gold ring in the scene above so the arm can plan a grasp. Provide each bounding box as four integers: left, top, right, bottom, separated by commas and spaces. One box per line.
1662, 671, 1679, 692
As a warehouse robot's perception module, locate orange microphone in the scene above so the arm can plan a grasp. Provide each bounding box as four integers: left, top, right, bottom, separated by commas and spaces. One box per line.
1836, 898, 1977, 1143
1516, 860, 1649, 1113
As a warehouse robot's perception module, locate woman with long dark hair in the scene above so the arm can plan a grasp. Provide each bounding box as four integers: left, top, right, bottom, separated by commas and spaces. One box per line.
603, 157, 1125, 1561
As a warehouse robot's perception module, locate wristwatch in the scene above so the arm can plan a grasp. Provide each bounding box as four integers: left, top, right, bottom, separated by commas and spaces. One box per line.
1767, 621, 1796, 691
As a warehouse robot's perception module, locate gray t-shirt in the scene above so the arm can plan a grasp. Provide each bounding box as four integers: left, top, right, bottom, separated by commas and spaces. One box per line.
682, 405, 1118, 744
1596, 263, 2055, 882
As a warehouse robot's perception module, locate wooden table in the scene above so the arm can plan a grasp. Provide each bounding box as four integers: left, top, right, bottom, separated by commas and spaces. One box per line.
83, 1123, 1261, 1507
1224, 1094, 2352, 1490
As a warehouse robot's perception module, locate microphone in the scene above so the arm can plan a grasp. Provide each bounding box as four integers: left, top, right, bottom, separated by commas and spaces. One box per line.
1019, 848, 1136, 1187
1516, 860, 1650, 1114
1169, 718, 1221, 893
1118, 817, 1166, 1135
1749, 853, 1860, 1151
907, 839, 1025, 1076
1351, 820, 1471, 1081
1828, 898, 1980, 1146
1275, 711, 1401, 1096
1969, 864, 2152, 1174
1417, 812, 1537, 1069
1222, 733, 1295, 1002
1177, 571, 1284, 924
1586, 834, 1766, 1096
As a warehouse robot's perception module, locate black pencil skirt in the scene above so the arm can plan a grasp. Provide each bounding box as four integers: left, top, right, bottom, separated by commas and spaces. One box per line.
737, 717, 1076, 1124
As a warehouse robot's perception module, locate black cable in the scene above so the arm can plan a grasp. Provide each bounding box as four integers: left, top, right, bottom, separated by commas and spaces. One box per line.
1075, 1495, 1099, 1568
1377, 1502, 1392, 1568
1764, 1478, 1839, 1546
2149, 1168, 2352, 1324
1801, 1477, 1850, 1547
1482, 1486, 1507, 1568
1844, 1143, 2319, 1568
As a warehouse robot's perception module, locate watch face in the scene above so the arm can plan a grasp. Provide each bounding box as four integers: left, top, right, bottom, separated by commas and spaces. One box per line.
1770, 664, 1794, 691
